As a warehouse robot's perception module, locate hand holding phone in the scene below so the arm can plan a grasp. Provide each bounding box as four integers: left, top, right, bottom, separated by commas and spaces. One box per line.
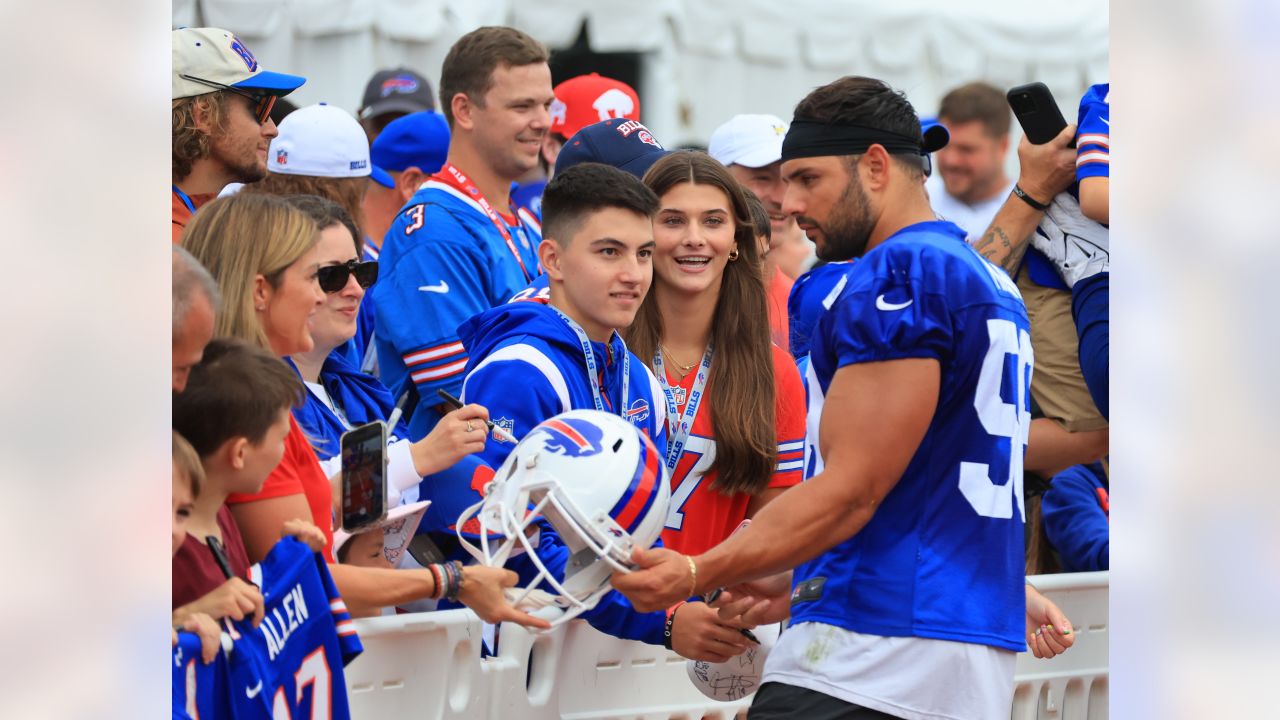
341, 421, 388, 532
1007, 82, 1073, 146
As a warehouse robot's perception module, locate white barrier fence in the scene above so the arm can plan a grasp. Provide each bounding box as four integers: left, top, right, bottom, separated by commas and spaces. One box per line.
346, 572, 1108, 719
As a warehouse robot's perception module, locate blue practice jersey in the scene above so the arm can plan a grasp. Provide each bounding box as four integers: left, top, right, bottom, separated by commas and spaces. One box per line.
228, 538, 363, 719
787, 260, 855, 360
372, 175, 543, 440
172, 631, 233, 719
799, 220, 1032, 653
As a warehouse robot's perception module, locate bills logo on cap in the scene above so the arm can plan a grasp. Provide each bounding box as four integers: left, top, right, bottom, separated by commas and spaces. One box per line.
276, 149, 288, 166
625, 399, 651, 424
592, 88, 636, 121
350, 159, 368, 171
771, 123, 786, 136
536, 418, 605, 458
381, 74, 419, 97
228, 35, 259, 72
615, 120, 662, 149
549, 98, 567, 126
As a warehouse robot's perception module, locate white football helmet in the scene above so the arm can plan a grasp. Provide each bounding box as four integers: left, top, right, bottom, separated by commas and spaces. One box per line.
456, 409, 670, 628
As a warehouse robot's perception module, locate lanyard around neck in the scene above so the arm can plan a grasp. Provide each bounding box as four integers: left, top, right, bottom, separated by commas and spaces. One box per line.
652, 344, 713, 475
550, 307, 629, 416
173, 185, 197, 214
435, 163, 534, 283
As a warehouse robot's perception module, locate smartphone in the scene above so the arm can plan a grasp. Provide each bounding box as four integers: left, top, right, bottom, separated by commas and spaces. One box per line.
340, 421, 388, 532
1006, 82, 1071, 146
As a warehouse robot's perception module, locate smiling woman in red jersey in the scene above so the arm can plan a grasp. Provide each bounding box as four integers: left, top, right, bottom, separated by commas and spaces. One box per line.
627, 151, 807, 559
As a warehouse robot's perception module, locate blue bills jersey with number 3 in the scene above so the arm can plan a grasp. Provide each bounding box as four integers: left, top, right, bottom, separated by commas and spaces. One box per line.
801, 220, 1033, 652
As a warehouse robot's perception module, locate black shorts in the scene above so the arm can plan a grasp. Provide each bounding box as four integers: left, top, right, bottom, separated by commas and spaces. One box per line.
749, 682, 901, 720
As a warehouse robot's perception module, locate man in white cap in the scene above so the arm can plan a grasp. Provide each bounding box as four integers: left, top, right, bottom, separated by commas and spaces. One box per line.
709, 114, 813, 351
171, 27, 305, 242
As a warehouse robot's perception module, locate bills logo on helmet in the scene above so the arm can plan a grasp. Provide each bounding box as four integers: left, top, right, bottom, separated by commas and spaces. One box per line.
625, 399, 650, 424
381, 75, 418, 97
534, 418, 604, 458
592, 88, 635, 121
276, 149, 288, 166
229, 35, 259, 72
549, 98, 567, 126
615, 120, 662, 149
493, 417, 515, 443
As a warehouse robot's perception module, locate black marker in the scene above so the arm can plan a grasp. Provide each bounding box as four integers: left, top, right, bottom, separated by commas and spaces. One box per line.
436, 389, 519, 444
206, 535, 235, 580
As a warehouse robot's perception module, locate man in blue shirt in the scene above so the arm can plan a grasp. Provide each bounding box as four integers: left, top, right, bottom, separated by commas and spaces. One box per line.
612, 76, 1073, 719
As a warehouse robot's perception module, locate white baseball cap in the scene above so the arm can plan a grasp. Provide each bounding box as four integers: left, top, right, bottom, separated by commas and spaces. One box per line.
708, 114, 790, 168
173, 27, 305, 100
268, 103, 393, 187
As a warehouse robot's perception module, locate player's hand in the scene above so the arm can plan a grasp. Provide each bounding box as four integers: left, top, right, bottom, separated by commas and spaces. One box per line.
183, 577, 265, 627
610, 547, 696, 613
176, 611, 223, 664
671, 601, 753, 663
1026, 584, 1075, 659
458, 565, 553, 631
711, 574, 792, 626
1016, 123, 1078, 204
412, 404, 491, 476
282, 518, 327, 553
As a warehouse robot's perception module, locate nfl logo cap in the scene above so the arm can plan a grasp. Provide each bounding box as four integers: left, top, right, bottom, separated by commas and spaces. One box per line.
708, 114, 788, 168
268, 103, 394, 188
359, 68, 436, 120
550, 73, 641, 140
371, 111, 451, 175
173, 27, 305, 99
555, 118, 670, 179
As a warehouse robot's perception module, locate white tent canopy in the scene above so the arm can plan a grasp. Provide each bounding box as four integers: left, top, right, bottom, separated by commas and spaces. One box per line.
173, 0, 1108, 147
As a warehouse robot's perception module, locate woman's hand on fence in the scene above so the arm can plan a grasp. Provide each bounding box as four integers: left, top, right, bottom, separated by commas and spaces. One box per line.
458, 565, 553, 631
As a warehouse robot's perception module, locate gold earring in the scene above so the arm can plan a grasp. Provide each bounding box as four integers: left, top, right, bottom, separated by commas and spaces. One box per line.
728, 248, 739, 262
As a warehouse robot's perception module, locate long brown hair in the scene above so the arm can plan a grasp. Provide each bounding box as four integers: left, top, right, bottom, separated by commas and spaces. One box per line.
627, 151, 776, 495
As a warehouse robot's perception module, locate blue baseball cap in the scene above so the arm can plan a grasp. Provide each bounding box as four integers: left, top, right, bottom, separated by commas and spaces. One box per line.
370, 111, 450, 179
555, 118, 670, 179
172, 28, 305, 99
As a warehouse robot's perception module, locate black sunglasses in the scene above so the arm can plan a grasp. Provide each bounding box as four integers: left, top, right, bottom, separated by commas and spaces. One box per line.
180, 74, 278, 125
318, 260, 379, 293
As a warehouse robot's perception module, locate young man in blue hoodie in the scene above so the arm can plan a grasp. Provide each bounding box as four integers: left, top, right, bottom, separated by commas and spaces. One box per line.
459, 162, 668, 466
453, 163, 754, 662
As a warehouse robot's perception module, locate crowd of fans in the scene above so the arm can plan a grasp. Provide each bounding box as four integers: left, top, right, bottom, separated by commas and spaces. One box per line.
171, 22, 1107, 719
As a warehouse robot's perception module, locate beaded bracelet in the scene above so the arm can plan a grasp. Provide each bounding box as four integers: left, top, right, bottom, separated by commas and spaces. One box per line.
446, 560, 466, 602
663, 601, 688, 650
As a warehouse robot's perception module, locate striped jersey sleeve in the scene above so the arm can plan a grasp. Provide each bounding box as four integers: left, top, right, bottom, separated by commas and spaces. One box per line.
770, 344, 807, 488
1076, 83, 1110, 180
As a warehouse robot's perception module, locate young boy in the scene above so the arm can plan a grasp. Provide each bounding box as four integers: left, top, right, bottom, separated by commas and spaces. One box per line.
171, 338, 326, 624
458, 162, 667, 468
172, 430, 221, 665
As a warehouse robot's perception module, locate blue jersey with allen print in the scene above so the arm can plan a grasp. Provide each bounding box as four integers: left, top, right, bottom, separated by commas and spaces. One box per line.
456, 300, 668, 471
372, 173, 543, 441
800, 220, 1033, 653
228, 538, 363, 719
172, 631, 233, 719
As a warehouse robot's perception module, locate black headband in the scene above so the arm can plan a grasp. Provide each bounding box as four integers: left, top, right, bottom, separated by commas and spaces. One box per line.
781, 119, 927, 161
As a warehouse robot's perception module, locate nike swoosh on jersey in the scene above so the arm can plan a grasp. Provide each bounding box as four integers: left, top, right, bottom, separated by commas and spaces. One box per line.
1100, 117, 1109, 127
246, 681, 264, 699
875, 295, 913, 311
418, 281, 450, 294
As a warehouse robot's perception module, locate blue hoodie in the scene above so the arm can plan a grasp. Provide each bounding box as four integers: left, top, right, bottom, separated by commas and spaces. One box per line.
1041, 462, 1109, 572
457, 300, 667, 469
449, 299, 671, 645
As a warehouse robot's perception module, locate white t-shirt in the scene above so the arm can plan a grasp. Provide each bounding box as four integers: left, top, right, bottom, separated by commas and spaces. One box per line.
762, 621, 1015, 720
925, 177, 1015, 241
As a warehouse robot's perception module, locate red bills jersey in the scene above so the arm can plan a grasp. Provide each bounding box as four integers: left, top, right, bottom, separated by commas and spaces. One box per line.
660, 344, 806, 556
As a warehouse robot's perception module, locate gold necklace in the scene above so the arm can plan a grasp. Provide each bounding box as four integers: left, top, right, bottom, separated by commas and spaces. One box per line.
659, 345, 698, 377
